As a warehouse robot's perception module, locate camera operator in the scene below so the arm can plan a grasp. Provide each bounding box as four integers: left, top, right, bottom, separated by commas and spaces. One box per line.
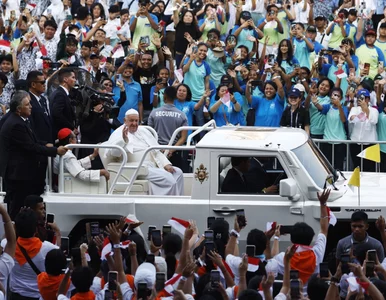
79, 84, 120, 168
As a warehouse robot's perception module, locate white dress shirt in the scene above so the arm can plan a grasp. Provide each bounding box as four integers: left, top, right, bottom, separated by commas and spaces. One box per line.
348, 105, 379, 142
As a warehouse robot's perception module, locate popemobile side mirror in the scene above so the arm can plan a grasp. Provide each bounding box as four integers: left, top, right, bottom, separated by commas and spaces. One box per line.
280, 178, 300, 201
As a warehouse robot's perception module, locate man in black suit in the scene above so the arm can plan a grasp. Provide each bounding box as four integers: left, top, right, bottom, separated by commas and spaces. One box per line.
0, 91, 68, 219
49, 68, 77, 139
221, 157, 278, 194
27, 71, 54, 194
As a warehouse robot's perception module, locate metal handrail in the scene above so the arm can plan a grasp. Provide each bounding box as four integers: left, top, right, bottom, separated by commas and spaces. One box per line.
186, 120, 217, 146
313, 139, 386, 172
59, 144, 128, 194
140, 126, 158, 141
165, 125, 215, 156
124, 145, 196, 195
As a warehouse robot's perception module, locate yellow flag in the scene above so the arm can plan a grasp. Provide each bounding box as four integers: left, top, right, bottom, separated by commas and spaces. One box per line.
348, 167, 360, 187
357, 144, 381, 163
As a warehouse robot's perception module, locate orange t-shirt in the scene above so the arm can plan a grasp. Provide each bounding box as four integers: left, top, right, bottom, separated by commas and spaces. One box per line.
37, 272, 71, 300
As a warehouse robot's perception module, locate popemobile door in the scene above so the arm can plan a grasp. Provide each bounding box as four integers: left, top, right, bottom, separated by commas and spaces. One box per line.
209, 150, 305, 251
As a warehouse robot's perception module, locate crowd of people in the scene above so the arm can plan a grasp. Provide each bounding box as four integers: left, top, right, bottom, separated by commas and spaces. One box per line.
0, 191, 384, 299
1, 0, 386, 298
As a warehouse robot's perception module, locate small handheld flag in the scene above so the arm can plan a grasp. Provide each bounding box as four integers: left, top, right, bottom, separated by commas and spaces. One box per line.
357, 144, 381, 163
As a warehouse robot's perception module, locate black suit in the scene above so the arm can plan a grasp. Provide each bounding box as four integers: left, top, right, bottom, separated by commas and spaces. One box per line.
49, 86, 76, 138
222, 168, 249, 193
29, 92, 53, 143
0, 113, 57, 219
29, 92, 54, 193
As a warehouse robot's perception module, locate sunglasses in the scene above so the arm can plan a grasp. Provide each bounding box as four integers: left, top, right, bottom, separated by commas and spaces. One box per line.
33, 80, 46, 84
103, 83, 113, 87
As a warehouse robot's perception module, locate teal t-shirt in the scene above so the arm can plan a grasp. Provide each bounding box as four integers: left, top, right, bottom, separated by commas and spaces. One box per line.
293, 37, 311, 69
183, 58, 211, 101
378, 110, 386, 153
206, 48, 226, 86
321, 104, 348, 142
309, 95, 330, 135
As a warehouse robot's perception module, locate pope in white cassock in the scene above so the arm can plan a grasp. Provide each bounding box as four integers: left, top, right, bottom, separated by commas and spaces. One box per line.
106, 109, 184, 195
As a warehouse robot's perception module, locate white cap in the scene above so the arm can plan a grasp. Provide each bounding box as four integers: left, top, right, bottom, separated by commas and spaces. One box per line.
155, 256, 167, 274
125, 109, 139, 116
294, 83, 306, 93
134, 262, 156, 289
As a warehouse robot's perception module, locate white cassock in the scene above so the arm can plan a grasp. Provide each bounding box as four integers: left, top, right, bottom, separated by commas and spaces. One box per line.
106, 125, 184, 196
53, 150, 100, 182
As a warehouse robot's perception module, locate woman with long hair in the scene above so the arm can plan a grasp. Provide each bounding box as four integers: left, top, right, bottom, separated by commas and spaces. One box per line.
90, 3, 106, 25
276, 39, 299, 75
198, 4, 222, 42
173, 9, 202, 68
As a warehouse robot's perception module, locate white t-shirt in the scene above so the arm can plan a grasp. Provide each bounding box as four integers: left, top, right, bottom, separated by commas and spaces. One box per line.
273, 233, 327, 276
294, 1, 310, 24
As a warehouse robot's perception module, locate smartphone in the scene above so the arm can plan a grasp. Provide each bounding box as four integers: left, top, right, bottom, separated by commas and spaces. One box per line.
61, 237, 70, 254
116, 74, 122, 82
71, 248, 81, 266
364, 62, 370, 75
290, 279, 300, 299
319, 262, 329, 278
156, 78, 164, 84
280, 225, 293, 235
341, 254, 350, 274
237, 209, 246, 228
155, 273, 165, 292
146, 254, 155, 264
210, 270, 220, 288
104, 290, 112, 300
4, 20, 9, 27
162, 225, 172, 237
66, 14, 72, 21
92, 40, 98, 47
151, 230, 162, 247
192, 45, 198, 53
368, 250, 377, 262
290, 270, 299, 280
250, 80, 263, 88
246, 245, 255, 257
137, 282, 148, 299
140, 36, 150, 46
90, 222, 100, 237
108, 271, 118, 291
46, 213, 54, 224
366, 261, 375, 277
148, 225, 156, 241
129, 48, 135, 55
47, 8, 51, 14
205, 230, 214, 242
205, 241, 215, 257
236, 48, 241, 58
349, 82, 357, 93
207, 216, 216, 229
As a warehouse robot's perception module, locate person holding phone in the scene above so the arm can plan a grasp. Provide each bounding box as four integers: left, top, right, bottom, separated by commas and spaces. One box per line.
326, 9, 350, 50
356, 29, 386, 80
348, 89, 379, 171
276, 39, 300, 75
231, 11, 263, 53
245, 76, 285, 127
198, 4, 222, 42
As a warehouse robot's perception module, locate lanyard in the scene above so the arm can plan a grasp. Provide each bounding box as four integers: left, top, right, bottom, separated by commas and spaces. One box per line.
290, 110, 299, 128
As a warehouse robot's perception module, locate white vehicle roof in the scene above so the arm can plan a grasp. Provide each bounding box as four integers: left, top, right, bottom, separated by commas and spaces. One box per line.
196, 127, 309, 151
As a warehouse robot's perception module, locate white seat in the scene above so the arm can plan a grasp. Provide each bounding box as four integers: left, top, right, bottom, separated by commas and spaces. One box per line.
99, 143, 150, 195
62, 173, 107, 194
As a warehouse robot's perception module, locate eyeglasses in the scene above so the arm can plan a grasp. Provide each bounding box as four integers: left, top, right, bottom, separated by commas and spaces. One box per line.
103, 83, 113, 87
33, 80, 46, 84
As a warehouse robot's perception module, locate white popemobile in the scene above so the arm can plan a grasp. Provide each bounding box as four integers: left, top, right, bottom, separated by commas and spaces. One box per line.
1, 121, 384, 255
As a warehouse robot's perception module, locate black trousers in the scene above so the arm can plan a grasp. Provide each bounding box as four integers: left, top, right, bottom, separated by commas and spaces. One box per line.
168, 151, 191, 173
4, 179, 42, 220
320, 143, 348, 171
350, 144, 377, 172
10, 292, 39, 300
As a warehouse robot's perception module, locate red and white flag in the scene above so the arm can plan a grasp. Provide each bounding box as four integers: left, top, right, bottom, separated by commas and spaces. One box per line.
0, 40, 11, 53
247, 257, 260, 272
326, 206, 337, 226
167, 217, 190, 236
26, 3, 36, 11
163, 273, 182, 296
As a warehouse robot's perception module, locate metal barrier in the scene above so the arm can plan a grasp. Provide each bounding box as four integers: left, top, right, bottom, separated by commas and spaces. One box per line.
186, 120, 217, 146
313, 139, 386, 172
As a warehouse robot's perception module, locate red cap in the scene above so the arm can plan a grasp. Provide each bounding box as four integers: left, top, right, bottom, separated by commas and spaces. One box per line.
365, 29, 376, 36
57, 128, 72, 140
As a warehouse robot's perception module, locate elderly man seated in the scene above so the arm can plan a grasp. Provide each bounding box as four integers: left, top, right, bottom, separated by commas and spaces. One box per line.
53, 128, 110, 181
106, 109, 184, 195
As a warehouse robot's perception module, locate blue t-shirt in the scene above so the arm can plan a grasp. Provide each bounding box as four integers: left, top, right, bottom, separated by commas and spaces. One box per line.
231, 25, 260, 53
209, 92, 244, 126
149, 85, 165, 108
114, 80, 143, 123
292, 37, 313, 69
279, 57, 300, 75
251, 94, 284, 127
